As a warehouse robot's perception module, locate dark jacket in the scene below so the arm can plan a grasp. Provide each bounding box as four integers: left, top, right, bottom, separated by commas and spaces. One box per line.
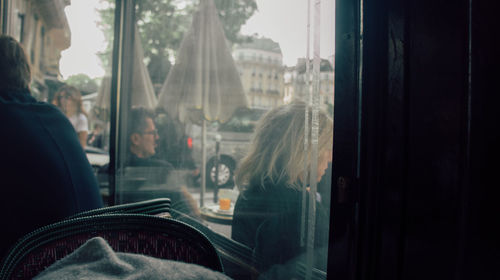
154, 112, 196, 170
0, 89, 103, 258
122, 152, 199, 218
232, 180, 329, 275
125, 152, 174, 169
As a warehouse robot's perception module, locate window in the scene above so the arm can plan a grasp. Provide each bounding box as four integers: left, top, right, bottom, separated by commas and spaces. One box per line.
39, 26, 44, 68
30, 15, 38, 63
10, 0, 335, 278
16, 12, 25, 43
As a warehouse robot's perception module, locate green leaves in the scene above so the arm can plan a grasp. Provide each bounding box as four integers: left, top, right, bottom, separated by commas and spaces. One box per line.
65, 74, 99, 94
97, 0, 257, 87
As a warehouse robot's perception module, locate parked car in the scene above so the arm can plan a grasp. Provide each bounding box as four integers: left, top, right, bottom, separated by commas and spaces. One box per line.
85, 146, 109, 174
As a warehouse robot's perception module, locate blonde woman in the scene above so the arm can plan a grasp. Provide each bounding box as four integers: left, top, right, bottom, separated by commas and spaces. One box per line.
52, 85, 89, 148
231, 101, 333, 274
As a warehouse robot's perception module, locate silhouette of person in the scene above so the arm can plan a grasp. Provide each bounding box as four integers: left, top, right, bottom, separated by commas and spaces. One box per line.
52, 85, 89, 148
87, 123, 105, 149
123, 107, 200, 218
0, 35, 103, 258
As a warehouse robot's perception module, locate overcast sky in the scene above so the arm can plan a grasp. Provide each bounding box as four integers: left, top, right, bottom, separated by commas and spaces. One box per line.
59, 0, 335, 79
59, 0, 106, 79
241, 0, 335, 66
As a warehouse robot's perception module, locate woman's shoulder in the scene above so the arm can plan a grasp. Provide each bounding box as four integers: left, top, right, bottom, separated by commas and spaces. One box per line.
77, 113, 88, 121
240, 181, 301, 197
236, 182, 301, 211
75, 113, 89, 127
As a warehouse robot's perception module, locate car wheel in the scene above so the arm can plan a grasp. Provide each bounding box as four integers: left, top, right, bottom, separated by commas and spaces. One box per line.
206, 157, 235, 189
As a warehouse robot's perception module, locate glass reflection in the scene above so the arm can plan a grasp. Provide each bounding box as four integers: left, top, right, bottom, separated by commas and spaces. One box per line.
118, 1, 334, 278
52, 0, 334, 278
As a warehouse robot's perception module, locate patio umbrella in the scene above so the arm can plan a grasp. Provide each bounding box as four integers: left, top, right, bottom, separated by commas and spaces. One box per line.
157, 0, 248, 206
92, 25, 158, 122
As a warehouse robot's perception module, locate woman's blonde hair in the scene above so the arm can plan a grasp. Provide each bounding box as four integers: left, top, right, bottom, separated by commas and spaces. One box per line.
235, 100, 333, 190
52, 85, 87, 117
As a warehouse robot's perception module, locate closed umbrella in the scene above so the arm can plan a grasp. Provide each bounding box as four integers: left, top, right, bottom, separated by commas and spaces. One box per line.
92, 25, 157, 122
157, 0, 248, 206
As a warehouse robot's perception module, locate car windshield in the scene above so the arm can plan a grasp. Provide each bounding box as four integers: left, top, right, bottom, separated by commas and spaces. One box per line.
218, 108, 267, 132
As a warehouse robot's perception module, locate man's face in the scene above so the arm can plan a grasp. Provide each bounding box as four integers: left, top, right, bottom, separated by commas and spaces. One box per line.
131, 117, 159, 158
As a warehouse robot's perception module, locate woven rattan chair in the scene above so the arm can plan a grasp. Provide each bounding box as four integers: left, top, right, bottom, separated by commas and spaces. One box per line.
0, 214, 223, 279
68, 197, 172, 218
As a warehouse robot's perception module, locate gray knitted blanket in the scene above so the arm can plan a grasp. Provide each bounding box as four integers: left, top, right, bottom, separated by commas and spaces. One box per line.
34, 237, 232, 280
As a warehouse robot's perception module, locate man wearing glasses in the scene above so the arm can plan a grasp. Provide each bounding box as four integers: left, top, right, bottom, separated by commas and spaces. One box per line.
125, 107, 199, 217
127, 107, 173, 168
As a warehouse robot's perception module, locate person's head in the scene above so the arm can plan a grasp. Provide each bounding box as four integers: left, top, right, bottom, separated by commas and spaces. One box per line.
235, 100, 333, 190
128, 107, 159, 158
0, 35, 31, 93
93, 123, 103, 133
52, 85, 86, 117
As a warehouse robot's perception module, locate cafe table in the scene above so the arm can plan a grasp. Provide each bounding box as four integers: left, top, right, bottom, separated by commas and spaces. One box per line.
200, 202, 234, 225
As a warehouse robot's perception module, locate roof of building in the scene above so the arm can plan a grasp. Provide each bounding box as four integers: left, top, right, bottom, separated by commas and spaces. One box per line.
33, 0, 70, 29
296, 58, 334, 73
237, 37, 282, 54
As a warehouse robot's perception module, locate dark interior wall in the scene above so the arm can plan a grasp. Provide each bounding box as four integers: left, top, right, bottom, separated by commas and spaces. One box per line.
461, 1, 499, 279
403, 0, 468, 278
328, 0, 360, 277
332, 0, 498, 279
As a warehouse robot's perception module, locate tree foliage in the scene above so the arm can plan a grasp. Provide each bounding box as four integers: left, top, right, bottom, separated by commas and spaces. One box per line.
64, 74, 99, 94
97, 0, 257, 86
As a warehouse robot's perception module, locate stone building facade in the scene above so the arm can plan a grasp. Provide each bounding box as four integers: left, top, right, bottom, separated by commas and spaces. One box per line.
232, 37, 284, 109
1, 0, 71, 101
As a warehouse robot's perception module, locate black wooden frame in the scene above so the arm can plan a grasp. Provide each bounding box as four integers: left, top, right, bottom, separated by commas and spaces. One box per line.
2, 0, 495, 278
331, 0, 498, 279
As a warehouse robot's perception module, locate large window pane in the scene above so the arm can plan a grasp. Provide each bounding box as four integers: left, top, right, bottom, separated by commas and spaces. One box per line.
11, 0, 334, 278
114, 0, 334, 279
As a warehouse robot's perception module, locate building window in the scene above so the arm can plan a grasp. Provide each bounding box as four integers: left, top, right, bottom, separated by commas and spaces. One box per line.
17, 13, 25, 43
30, 16, 38, 63
40, 26, 45, 68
